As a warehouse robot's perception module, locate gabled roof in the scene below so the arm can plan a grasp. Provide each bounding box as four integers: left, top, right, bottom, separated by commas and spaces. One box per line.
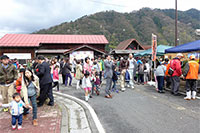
64, 45, 106, 55
0, 34, 109, 47
115, 38, 149, 50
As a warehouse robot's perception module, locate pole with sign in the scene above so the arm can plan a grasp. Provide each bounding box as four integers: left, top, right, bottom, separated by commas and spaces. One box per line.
151, 33, 157, 89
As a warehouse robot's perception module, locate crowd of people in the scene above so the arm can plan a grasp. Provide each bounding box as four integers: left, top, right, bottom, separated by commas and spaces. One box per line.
0, 52, 199, 130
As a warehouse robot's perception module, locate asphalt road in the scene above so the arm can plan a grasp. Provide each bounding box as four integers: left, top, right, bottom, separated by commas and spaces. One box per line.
58, 81, 200, 133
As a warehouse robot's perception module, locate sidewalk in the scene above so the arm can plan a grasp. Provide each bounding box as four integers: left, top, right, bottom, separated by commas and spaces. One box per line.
0, 94, 61, 133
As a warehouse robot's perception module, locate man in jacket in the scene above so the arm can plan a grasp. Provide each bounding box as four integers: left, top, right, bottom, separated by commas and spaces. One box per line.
0, 55, 18, 106
36, 55, 54, 107
170, 53, 183, 96
183, 55, 200, 100
127, 54, 137, 89
104, 55, 113, 98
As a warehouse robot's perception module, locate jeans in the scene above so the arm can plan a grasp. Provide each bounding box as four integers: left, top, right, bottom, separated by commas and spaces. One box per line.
29, 94, 37, 120
23, 94, 37, 120
112, 80, 117, 90
12, 114, 22, 126
65, 73, 72, 86
138, 74, 144, 83
156, 76, 164, 91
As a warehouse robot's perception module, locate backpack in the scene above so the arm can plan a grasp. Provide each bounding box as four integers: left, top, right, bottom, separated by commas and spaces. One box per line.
168, 60, 174, 75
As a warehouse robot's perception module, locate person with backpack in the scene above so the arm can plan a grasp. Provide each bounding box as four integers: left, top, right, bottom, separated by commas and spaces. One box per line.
169, 53, 183, 96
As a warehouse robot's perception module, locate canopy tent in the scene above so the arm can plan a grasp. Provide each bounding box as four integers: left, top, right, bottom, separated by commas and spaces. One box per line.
165, 40, 200, 53
135, 45, 172, 56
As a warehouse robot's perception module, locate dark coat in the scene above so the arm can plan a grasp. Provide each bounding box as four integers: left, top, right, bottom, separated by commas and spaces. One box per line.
62, 63, 71, 75
36, 61, 53, 85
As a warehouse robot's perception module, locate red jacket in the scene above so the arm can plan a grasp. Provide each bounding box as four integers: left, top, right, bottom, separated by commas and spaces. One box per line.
170, 58, 182, 77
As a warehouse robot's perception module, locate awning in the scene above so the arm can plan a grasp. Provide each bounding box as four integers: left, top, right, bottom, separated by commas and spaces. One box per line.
165, 40, 200, 53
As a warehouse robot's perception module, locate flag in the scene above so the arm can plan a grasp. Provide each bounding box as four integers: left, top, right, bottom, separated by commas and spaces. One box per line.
152, 34, 157, 61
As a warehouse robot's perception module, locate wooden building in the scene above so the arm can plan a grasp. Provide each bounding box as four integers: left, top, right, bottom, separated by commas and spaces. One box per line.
111, 38, 151, 57
0, 34, 108, 63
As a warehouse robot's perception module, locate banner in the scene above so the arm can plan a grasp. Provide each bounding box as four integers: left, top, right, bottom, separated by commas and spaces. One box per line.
152, 34, 157, 61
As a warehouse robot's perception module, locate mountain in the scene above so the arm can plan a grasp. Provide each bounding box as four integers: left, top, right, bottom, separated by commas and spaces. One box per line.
34, 8, 200, 51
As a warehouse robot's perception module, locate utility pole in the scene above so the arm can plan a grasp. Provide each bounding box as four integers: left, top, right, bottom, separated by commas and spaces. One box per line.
175, 0, 178, 46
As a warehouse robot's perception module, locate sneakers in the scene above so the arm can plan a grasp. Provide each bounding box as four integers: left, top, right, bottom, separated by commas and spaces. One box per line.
18, 125, 22, 130
33, 119, 38, 126
131, 86, 134, 89
12, 125, 16, 130
85, 96, 88, 102
127, 85, 130, 88
121, 88, 126, 92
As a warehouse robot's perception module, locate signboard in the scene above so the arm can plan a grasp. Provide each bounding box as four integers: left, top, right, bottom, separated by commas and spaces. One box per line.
152, 34, 157, 61
69, 51, 94, 63
4, 53, 31, 59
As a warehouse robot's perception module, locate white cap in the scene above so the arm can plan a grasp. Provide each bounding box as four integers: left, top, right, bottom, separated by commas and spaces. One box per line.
176, 53, 183, 57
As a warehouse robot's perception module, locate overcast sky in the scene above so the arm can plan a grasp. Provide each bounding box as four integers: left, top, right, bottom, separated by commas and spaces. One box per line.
0, 0, 199, 38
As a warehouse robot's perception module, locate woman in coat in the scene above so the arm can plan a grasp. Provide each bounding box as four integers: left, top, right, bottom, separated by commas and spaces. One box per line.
75, 60, 83, 89
21, 68, 40, 126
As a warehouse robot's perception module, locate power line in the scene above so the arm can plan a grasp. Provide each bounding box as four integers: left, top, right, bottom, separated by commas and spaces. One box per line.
87, 0, 128, 8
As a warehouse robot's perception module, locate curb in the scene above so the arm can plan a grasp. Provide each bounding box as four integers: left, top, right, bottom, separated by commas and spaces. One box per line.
56, 102, 69, 133
53, 91, 106, 133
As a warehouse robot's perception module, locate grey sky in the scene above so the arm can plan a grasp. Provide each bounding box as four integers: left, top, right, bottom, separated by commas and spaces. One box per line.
0, 0, 199, 38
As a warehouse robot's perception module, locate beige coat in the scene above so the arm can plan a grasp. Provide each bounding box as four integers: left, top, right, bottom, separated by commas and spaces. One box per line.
20, 75, 40, 105
75, 64, 83, 80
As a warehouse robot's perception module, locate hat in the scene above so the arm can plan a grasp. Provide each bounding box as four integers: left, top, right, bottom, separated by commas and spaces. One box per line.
1, 55, 9, 60
190, 55, 195, 60
176, 53, 183, 57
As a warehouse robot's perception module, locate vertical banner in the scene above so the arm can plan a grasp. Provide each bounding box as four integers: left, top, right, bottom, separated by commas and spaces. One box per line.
152, 33, 157, 61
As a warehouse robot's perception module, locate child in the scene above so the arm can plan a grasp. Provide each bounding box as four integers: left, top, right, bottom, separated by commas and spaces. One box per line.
82, 71, 92, 102
52, 65, 59, 91
15, 68, 25, 94
0, 93, 32, 130
93, 72, 101, 95
112, 67, 120, 93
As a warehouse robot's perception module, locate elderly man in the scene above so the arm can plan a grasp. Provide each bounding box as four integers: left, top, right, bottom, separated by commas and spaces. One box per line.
170, 53, 183, 96
104, 55, 113, 98
0, 55, 18, 111
127, 53, 137, 89
183, 55, 200, 100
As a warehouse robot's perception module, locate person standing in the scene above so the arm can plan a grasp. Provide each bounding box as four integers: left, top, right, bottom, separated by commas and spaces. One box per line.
183, 55, 200, 100
60, 58, 66, 85
0, 55, 18, 111
35, 55, 54, 107
155, 61, 166, 93
119, 56, 128, 91
63, 58, 72, 86
75, 60, 83, 89
104, 55, 113, 98
170, 53, 183, 96
127, 54, 137, 89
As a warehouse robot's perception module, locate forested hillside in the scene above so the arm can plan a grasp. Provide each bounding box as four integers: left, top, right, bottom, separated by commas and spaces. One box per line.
35, 8, 200, 51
